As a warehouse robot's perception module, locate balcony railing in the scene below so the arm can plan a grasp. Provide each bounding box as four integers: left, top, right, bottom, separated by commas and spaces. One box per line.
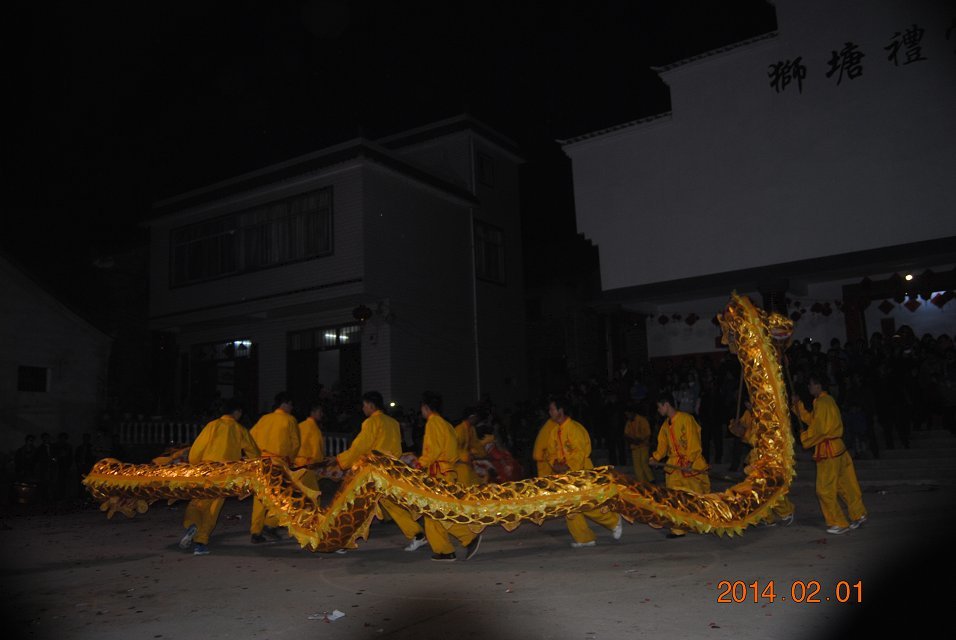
118, 420, 353, 457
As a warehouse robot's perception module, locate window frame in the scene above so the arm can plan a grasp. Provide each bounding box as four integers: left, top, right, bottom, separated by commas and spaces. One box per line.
474, 219, 506, 285
169, 187, 333, 287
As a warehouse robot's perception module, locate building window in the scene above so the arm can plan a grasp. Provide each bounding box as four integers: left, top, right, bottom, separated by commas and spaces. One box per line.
476, 151, 495, 187
18, 366, 49, 392
171, 215, 239, 285
242, 189, 333, 270
288, 324, 361, 352
474, 220, 505, 283
170, 187, 333, 286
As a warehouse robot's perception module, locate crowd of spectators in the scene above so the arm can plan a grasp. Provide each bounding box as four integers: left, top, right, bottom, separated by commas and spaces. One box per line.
5, 327, 951, 504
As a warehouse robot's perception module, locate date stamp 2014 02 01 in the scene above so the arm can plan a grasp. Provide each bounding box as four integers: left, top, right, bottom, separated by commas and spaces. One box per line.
716, 580, 862, 604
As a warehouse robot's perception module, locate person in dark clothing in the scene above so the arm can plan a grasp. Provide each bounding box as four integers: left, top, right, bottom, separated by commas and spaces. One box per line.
53, 433, 73, 501
75, 433, 99, 499
14, 434, 37, 481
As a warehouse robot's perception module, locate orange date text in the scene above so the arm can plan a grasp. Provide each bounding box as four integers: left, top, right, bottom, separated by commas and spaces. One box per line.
715, 580, 862, 604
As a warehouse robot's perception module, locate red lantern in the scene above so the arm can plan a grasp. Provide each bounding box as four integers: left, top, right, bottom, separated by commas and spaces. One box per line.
878, 299, 895, 315
352, 304, 373, 322
658, 315, 669, 325
685, 313, 699, 326
931, 291, 954, 309
903, 297, 921, 312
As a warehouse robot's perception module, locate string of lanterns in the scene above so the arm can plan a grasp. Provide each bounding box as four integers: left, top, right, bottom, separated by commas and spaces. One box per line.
641, 289, 954, 327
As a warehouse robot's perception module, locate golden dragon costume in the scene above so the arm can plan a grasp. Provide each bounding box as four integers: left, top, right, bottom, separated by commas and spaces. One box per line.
83, 293, 796, 552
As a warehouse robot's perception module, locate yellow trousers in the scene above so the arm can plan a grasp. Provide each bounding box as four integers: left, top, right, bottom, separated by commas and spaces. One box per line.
664, 471, 711, 535
815, 453, 866, 528
454, 461, 479, 487
183, 498, 225, 545
630, 445, 653, 483
381, 499, 423, 540
772, 495, 795, 519
250, 497, 280, 535
567, 507, 619, 543
424, 518, 479, 554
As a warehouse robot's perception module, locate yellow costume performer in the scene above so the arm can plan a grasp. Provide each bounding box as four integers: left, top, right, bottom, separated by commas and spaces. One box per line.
532, 419, 558, 476
84, 294, 808, 553
337, 394, 425, 548
732, 407, 794, 525
249, 396, 301, 541
653, 398, 710, 537
295, 406, 326, 492
624, 411, 654, 483
536, 398, 622, 547
795, 381, 867, 533
454, 414, 484, 487
180, 406, 260, 554
418, 400, 481, 561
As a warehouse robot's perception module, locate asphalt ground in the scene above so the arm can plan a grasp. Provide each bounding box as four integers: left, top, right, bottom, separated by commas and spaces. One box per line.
1, 471, 951, 640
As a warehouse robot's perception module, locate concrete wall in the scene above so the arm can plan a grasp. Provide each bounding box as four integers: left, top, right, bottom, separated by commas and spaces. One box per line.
0, 259, 111, 451
362, 164, 477, 418
565, 0, 956, 292
150, 164, 365, 319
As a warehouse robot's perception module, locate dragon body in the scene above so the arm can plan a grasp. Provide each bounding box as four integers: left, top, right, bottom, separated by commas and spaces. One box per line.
84, 293, 796, 552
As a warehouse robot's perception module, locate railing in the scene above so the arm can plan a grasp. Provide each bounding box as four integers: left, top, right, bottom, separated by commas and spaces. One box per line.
120, 421, 203, 446
118, 421, 353, 458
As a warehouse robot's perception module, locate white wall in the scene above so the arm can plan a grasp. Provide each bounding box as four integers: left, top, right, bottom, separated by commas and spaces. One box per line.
363, 165, 477, 418
644, 292, 760, 358
642, 268, 956, 358
150, 164, 365, 319
0, 260, 112, 450
565, 0, 956, 292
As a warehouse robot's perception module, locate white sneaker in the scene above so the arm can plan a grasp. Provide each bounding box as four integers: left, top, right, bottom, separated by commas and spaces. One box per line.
612, 517, 623, 540
849, 515, 867, 529
404, 534, 428, 551
179, 524, 197, 549
570, 540, 596, 548
826, 525, 849, 535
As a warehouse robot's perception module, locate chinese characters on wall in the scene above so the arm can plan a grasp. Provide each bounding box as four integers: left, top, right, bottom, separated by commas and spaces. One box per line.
768, 22, 948, 93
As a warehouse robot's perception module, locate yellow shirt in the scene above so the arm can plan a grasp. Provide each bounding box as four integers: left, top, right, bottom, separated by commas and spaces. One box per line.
533, 419, 559, 469
454, 420, 484, 462
295, 416, 325, 467
652, 411, 708, 475
734, 409, 756, 445
418, 413, 460, 476
624, 415, 651, 448
537, 417, 593, 472
188, 415, 260, 464
797, 392, 847, 460
336, 410, 402, 469
250, 408, 301, 462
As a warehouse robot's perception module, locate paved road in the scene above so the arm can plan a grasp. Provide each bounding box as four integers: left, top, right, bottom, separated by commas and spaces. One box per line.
2, 464, 951, 640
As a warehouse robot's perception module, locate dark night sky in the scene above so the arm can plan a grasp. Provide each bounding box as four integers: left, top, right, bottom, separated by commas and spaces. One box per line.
7, 0, 776, 302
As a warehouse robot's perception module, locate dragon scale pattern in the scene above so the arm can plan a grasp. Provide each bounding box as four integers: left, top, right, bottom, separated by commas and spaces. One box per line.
84, 293, 796, 552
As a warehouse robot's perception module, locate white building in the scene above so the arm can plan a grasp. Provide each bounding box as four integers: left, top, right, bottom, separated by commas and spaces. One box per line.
146, 115, 527, 421
561, 0, 956, 362
0, 254, 112, 451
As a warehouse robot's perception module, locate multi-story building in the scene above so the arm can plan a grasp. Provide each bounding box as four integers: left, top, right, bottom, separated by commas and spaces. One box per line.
146, 115, 527, 423
560, 0, 956, 364
0, 253, 112, 449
